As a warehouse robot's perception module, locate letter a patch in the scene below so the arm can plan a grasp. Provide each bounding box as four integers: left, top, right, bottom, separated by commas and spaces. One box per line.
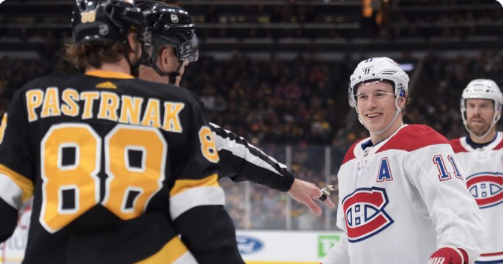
377, 157, 393, 182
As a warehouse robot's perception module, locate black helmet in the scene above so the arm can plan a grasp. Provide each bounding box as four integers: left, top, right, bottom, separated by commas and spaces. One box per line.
137, 1, 199, 65
72, 0, 145, 44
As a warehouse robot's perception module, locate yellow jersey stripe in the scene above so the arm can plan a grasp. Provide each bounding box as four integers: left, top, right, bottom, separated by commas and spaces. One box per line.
170, 173, 219, 197
135, 236, 197, 264
85, 70, 134, 79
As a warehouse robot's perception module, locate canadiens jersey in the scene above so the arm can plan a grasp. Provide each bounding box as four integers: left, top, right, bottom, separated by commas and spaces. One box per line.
323, 125, 484, 264
0, 71, 243, 264
450, 133, 503, 264
210, 123, 294, 191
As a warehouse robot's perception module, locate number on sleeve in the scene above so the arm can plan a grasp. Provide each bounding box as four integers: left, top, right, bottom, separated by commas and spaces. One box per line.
447, 155, 463, 179
433, 154, 463, 181
433, 155, 451, 181
199, 126, 219, 163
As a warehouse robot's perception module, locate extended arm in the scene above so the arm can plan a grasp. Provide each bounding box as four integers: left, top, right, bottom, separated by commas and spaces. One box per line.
210, 123, 334, 214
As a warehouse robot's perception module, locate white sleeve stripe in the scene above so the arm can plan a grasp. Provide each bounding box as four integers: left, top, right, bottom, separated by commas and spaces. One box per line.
0, 173, 23, 210
247, 143, 288, 169
212, 131, 286, 176
173, 251, 198, 264
448, 247, 465, 264
170, 186, 225, 220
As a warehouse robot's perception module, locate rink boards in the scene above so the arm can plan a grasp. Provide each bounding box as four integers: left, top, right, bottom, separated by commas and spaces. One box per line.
1, 229, 342, 264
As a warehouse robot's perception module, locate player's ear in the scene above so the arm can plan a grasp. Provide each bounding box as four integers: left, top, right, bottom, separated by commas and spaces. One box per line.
158, 47, 170, 71
127, 32, 140, 53
397, 95, 407, 109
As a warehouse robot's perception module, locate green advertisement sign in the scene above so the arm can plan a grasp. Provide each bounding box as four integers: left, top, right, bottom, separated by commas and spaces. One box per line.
318, 235, 341, 258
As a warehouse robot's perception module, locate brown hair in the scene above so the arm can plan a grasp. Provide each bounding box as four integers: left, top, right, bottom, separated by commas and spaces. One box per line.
65, 41, 126, 69
401, 93, 412, 116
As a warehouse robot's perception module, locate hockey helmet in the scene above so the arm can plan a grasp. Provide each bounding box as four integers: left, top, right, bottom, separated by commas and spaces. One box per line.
72, 0, 145, 44
348, 57, 409, 108
137, 1, 199, 65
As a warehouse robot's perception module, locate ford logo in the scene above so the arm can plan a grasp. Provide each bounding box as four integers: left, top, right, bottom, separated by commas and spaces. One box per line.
236, 236, 263, 254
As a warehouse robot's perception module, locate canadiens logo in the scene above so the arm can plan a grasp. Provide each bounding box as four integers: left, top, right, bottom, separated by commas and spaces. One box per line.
342, 187, 394, 242
466, 172, 503, 209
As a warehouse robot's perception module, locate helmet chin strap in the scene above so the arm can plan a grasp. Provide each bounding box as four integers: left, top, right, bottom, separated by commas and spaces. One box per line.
123, 41, 142, 77
356, 96, 403, 136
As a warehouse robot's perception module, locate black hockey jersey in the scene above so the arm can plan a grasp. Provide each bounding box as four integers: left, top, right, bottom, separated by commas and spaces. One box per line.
0, 71, 243, 264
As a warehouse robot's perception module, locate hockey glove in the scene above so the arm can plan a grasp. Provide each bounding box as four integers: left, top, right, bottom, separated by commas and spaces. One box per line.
428, 247, 468, 264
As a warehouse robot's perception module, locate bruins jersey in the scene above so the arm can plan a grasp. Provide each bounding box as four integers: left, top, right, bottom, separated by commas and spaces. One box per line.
0, 71, 243, 264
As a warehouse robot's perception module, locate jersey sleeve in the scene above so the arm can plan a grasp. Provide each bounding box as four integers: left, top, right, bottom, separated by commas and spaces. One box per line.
210, 122, 294, 192
169, 99, 243, 263
0, 91, 35, 242
406, 140, 484, 263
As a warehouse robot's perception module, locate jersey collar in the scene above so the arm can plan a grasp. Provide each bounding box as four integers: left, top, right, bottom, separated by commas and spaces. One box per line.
461, 131, 502, 152
357, 124, 408, 157
85, 70, 134, 79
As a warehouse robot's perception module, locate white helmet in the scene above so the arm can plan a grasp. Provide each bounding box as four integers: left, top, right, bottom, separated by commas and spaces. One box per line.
348, 57, 409, 108
460, 79, 503, 139
348, 57, 409, 135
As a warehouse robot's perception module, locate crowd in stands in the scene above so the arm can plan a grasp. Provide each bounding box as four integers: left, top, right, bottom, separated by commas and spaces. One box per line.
2, 49, 503, 230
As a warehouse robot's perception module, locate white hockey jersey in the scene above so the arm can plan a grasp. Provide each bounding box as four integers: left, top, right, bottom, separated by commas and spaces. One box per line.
450, 132, 503, 264
323, 125, 484, 264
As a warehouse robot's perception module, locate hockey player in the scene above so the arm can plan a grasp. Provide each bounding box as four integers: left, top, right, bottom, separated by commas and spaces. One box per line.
322, 57, 484, 264
450, 79, 503, 263
135, 1, 335, 215
0, 0, 244, 263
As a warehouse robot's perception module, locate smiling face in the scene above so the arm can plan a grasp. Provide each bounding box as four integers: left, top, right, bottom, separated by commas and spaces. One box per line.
465, 98, 496, 138
355, 81, 405, 142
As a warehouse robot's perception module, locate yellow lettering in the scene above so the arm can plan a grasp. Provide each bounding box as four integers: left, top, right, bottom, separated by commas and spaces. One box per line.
162, 102, 184, 133
41, 88, 61, 118
98, 92, 119, 121
25, 90, 44, 122
119, 96, 143, 125
61, 89, 80, 117
141, 99, 161, 128
81, 92, 100, 119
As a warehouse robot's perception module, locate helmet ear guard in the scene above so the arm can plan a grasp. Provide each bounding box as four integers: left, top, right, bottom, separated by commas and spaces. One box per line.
399, 87, 405, 97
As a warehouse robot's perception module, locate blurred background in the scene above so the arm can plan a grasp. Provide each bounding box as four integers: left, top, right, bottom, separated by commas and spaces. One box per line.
0, 0, 502, 232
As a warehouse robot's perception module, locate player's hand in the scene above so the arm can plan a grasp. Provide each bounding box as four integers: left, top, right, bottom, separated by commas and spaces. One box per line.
288, 179, 335, 215
428, 247, 468, 264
